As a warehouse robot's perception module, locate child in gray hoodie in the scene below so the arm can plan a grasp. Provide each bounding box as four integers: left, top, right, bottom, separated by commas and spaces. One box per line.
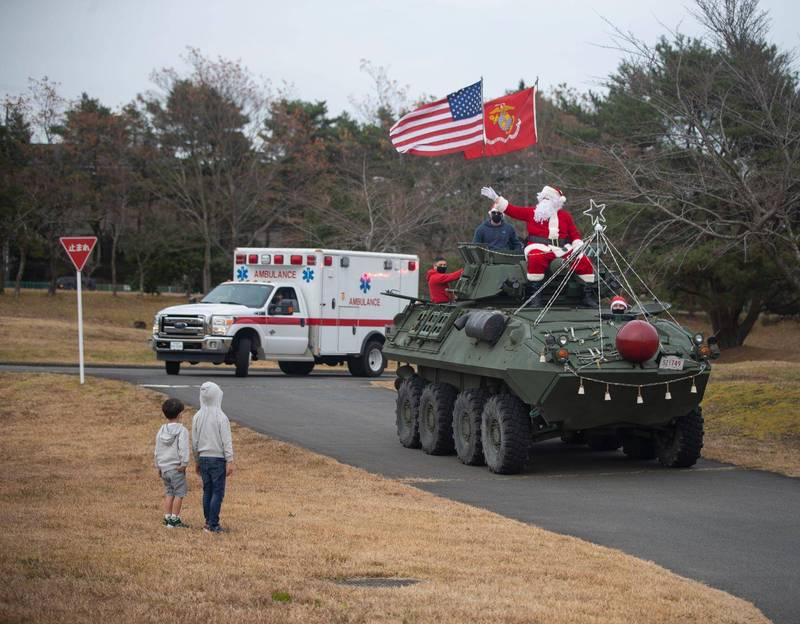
154, 398, 190, 528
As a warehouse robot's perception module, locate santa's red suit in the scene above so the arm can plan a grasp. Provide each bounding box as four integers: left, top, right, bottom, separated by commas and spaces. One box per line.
492, 186, 594, 283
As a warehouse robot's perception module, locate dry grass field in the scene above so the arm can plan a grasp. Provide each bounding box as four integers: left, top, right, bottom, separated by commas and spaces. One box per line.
0, 373, 769, 624
703, 362, 800, 477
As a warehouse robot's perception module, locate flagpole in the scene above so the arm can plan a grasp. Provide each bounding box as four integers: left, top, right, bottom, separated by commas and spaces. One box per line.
480, 76, 487, 157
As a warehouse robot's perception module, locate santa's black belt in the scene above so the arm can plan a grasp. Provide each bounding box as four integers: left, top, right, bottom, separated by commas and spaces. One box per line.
528, 236, 569, 246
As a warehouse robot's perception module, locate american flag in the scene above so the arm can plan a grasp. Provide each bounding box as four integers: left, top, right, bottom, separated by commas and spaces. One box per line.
389, 80, 484, 156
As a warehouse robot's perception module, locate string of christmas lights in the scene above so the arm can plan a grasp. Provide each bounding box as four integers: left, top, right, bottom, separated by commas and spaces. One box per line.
565, 363, 708, 403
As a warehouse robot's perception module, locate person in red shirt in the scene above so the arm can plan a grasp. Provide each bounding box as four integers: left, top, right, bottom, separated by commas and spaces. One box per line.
480, 184, 597, 307
426, 256, 464, 304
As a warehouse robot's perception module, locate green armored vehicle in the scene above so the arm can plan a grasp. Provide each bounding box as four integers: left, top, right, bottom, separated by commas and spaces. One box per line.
383, 237, 719, 475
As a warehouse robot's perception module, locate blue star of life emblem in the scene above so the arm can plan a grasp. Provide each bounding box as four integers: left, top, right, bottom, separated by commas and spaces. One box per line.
236, 266, 249, 281
359, 273, 371, 294
302, 267, 315, 283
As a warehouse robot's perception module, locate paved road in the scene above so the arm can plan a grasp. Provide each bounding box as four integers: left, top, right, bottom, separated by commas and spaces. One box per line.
4, 365, 799, 623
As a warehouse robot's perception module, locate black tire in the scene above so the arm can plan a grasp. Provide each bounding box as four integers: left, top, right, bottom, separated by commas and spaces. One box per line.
234, 337, 251, 378
656, 407, 704, 468
586, 433, 622, 452
395, 376, 425, 449
452, 389, 489, 466
278, 361, 315, 376
347, 340, 385, 377
418, 383, 458, 455
480, 394, 530, 475
622, 436, 657, 460
165, 361, 180, 375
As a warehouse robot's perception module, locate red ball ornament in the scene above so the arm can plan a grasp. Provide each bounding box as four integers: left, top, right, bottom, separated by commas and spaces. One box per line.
615, 320, 660, 363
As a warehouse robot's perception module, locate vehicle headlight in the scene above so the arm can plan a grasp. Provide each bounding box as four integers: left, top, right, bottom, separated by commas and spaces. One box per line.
557, 334, 569, 347
152, 315, 160, 335
211, 315, 234, 336
693, 333, 704, 345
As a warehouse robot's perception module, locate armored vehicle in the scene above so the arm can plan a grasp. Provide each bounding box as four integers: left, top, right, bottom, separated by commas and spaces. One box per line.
383, 233, 719, 475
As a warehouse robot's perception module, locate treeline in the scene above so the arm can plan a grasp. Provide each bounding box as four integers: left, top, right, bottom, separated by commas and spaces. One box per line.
1, 0, 798, 347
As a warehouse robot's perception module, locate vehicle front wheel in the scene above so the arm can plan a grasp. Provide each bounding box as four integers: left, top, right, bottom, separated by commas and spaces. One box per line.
418, 383, 458, 455
278, 361, 315, 376
481, 394, 530, 475
656, 407, 704, 468
347, 340, 385, 377
165, 361, 180, 375
396, 376, 425, 449
234, 337, 251, 377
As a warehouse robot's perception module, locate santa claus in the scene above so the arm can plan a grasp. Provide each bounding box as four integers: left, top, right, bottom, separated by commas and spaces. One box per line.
480, 184, 598, 307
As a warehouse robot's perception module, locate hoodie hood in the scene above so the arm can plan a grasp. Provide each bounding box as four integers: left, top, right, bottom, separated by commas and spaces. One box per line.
200, 381, 223, 409
158, 421, 183, 445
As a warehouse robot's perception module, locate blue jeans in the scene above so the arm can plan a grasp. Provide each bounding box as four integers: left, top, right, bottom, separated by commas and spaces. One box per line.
199, 457, 227, 529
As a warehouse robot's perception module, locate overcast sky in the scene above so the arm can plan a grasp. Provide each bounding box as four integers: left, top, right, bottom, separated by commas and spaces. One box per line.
1, 0, 797, 118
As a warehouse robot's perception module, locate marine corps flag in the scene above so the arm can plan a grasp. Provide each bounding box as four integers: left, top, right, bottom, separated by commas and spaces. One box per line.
464, 86, 537, 159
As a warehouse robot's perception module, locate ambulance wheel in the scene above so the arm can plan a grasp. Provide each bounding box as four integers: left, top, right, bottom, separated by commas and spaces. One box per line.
165, 361, 180, 375
234, 337, 251, 377
481, 394, 530, 475
396, 376, 425, 449
278, 361, 315, 376
347, 340, 385, 377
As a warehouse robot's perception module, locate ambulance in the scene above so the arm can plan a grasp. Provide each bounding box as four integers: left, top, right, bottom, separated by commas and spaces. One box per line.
151, 248, 419, 377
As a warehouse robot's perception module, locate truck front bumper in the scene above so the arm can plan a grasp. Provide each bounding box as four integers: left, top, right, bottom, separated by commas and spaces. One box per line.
152, 336, 234, 362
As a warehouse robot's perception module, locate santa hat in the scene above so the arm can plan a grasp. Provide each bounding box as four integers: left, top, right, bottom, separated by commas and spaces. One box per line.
610, 295, 629, 313
538, 185, 566, 209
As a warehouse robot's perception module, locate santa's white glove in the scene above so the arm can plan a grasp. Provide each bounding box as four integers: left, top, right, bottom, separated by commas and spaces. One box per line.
480, 186, 499, 202
570, 239, 584, 252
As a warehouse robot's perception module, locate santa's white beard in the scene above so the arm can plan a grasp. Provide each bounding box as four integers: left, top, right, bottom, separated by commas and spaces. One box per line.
533, 197, 559, 223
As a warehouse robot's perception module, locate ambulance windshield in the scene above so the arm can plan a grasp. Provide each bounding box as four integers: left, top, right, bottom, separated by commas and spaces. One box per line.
201, 283, 273, 308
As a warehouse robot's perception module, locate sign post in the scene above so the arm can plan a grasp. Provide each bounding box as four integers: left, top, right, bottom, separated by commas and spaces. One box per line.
59, 237, 98, 385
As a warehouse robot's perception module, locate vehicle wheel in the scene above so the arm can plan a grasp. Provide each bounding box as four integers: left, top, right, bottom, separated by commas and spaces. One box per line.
278, 361, 315, 376
395, 376, 425, 449
586, 433, 621, 452
452, 389, 489, 466
234, 337, 251, 378
656, 407, 704, 468
560, 431, 585, 445
481, 394, 530, 475
165, 361, 180, 375
623, 436, 657, 460
418, 383, 458, 455
347, 340, 385, 377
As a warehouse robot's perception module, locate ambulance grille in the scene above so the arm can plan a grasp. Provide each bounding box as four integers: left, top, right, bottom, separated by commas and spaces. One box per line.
160, 315, 206, 338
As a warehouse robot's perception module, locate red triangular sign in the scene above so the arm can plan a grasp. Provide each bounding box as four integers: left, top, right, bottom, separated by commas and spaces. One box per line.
60, 237, 98, 272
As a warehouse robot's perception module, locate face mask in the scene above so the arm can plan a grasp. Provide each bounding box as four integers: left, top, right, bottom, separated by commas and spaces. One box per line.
436, 265, 447, 273
490, 212, 502, 224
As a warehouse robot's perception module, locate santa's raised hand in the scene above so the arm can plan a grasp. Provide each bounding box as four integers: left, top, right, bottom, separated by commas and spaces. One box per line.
480, 186, 499, 202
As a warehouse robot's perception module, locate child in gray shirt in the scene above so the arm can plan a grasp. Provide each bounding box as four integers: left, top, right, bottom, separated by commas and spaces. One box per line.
154, 398, 190, 528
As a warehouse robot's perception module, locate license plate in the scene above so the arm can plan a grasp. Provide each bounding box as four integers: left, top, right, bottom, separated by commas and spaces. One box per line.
659, 355, 684, 370
170, 341, 184, 351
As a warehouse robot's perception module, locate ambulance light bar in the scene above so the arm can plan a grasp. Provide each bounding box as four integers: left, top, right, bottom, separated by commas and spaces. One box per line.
235, 254, 245, 265
408, 261, 417, 271
261, 254, 271, 264
273, 254, 284, 264
290, 254, 303, 265
307, 255, 316, 265
248, 254, 258, 264
324, 256, 333, 266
